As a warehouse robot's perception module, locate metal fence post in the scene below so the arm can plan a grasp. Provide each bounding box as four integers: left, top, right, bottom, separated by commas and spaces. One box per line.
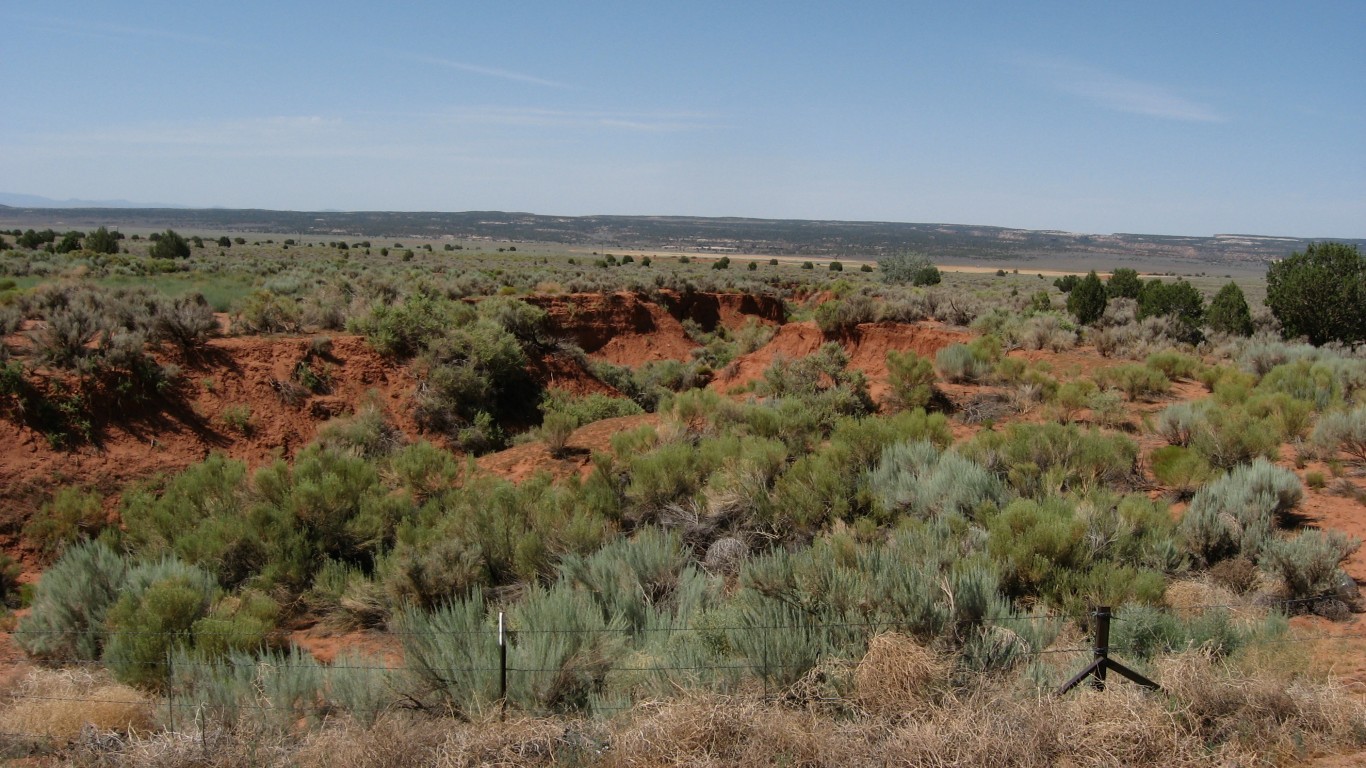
1057, 605, 1160, 695
498, 611, 508, 719
1092, 605, 1111, 690
165, 646, 175, 733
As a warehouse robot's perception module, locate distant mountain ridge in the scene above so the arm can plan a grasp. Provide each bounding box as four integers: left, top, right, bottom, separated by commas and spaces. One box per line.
1, 201, 1360, 268
0, 192, 188, 209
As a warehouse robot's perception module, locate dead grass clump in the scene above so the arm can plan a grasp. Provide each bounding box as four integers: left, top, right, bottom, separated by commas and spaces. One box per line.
435, 714, 598, 767
1163, 578, 1239, 617
0, 668, 154, 743
67, 727, 293, 768
886, 685, 1211, 767
1158, 649, 1366, 761
1206, 556, 1262, 596
606, 693, 831, 767
297, 714, 454, 767
852, 633, 948, 717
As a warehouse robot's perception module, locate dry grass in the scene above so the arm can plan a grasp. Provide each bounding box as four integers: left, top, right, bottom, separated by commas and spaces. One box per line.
851, 632, 948, 717
24, 647, 1366, 767
1164, 578, 1240, 617
0, 668, 154, 742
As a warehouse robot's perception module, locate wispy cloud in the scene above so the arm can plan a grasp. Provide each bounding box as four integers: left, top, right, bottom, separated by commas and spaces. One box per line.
430, 106, 713, 133
7, 108, 713, 164
405, 54, 570, 89
1022, 56, 1224, 123
13, 14, 220, 47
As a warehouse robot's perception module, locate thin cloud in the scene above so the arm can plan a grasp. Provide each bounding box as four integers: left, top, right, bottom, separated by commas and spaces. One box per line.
406, 54, 570, 89
13, 14, 220, 47
431, 106, 713, 133
40, 116, 343, 148
1023, 56, 1224, 123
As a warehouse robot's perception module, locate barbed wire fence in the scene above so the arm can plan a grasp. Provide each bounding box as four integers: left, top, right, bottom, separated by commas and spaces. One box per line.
0, 595, 1357, 754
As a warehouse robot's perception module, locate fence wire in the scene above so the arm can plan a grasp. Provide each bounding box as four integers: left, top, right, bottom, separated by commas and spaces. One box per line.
0, 595, 1358, 752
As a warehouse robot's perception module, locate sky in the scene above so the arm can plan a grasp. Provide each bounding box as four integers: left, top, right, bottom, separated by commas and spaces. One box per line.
2, 1, 1363, 238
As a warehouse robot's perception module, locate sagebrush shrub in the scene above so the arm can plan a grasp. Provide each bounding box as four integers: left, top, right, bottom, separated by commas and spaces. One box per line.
865, 441, 1008, 522
1180, 458, 1303, 565
16, 540, 128, 661
1261, 529, 1360, 603
150, 292, 218, 351
1312, 406, 1366, 463
935, 343, 990, 384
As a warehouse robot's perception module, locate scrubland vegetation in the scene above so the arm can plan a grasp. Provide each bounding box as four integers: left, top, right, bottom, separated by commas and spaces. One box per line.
2, 230, 1366, 765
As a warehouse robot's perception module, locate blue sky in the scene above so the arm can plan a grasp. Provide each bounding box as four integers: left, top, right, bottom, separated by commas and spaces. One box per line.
3, 1, 1362, 237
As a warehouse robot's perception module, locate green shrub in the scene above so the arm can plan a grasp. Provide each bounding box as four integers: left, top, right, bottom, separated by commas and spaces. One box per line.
987, 497, 1089, 601
413, 319, 536, 448
1086, 388, 1127, 428
813, 293, 877, 333
1188, 403, 1281, 470
476, 295, 552, 346
1245, 392, 1315, 441
1257, 359, 1346, 410
541, 411, 576, 456
962, 422, 1139, 498
885, 349, 936, 410
348, 292, 474, 358
24, 487, 107, 556
314, 400, 404, 459
386, 440, 461, 500
233, 290, 300, 334
219, 403, 252, 434
880, 251, 941, 285
1051, 379, 1098, 423
1149, 445, 1214, 495
191, 590, 283, 659
1095, 363, 1170, 402
119, 453, 255, 585
1206, 281, 1254, 337
103, 562, 219, 688
1065, 271, 1107, 325
539, 388, 644, 427
1145, 350, 1203, 381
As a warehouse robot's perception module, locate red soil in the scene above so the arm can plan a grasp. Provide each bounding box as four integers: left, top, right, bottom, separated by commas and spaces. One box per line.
528, 291, 785, 367
477, 412, 659, 484
711, 320, 971, 405
5, 288, 1366, 720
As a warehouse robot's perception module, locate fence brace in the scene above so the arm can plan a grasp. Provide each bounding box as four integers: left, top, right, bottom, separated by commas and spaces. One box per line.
1056, 605, 1161, 695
